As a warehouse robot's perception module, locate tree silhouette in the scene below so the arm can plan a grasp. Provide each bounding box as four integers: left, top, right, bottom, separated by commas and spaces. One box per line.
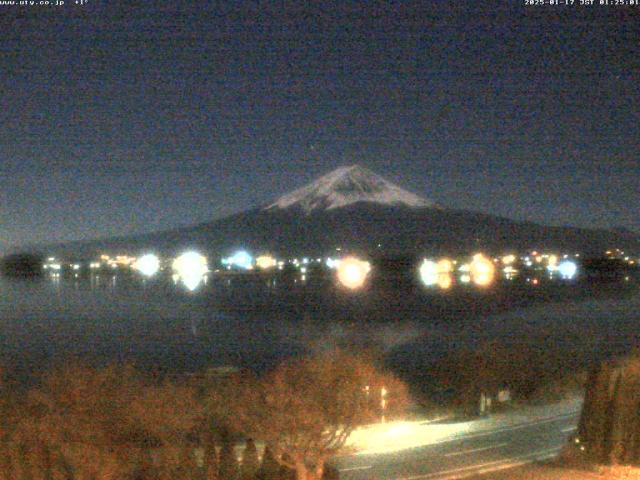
577, 354, 640, 465
0, 252, 43, 277
256, 446, 281, 480
6, 364, 202, 479
219, 433, 239, 480
0, 354, 403, 479
226, 351, 408, 480
241, 438, 259, 480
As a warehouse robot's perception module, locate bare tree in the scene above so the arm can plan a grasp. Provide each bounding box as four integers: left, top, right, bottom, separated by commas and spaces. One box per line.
223, 351, 409, 480
8, 363, 203, 480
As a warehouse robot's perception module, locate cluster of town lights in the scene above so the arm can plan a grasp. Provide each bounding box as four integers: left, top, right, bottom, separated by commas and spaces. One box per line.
42, 247, 590, 293
419, 259, 453, 289
255, 255, 277, 270
418, 254, 496, 289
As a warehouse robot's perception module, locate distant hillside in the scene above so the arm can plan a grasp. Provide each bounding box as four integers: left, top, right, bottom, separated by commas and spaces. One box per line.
43, 166, 639, 259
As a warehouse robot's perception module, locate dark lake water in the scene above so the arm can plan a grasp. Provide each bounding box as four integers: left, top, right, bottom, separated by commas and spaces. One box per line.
0, 272, 638, 384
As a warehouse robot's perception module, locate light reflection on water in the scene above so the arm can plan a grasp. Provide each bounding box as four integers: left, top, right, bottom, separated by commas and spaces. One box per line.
0, 273, 637, 382
0, 273, 315, 379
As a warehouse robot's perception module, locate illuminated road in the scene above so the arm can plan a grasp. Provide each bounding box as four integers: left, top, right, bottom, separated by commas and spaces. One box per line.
336, 402, 581, 480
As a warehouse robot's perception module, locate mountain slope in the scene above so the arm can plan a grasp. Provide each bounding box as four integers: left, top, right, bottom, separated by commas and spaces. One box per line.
42, 166, 639, 259
46, 203, 640, 260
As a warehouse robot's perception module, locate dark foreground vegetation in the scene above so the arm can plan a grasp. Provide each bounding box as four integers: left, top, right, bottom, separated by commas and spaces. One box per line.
404, 339, 588, 417
465, 354, 640, 480
0, 253, 43, 278
577, 353, 640, 465
0, 351, 408, 480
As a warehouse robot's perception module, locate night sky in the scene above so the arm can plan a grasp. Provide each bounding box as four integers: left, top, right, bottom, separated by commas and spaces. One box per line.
1, 1, 638, 253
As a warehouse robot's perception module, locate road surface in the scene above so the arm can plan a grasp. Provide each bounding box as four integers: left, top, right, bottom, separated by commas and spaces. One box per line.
335, 400, 581, 480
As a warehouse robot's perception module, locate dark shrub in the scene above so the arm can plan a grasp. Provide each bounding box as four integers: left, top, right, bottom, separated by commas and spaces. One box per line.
0, 253, 44, 277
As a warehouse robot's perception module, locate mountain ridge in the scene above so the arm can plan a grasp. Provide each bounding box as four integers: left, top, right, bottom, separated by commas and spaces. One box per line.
20, 166, 640, 259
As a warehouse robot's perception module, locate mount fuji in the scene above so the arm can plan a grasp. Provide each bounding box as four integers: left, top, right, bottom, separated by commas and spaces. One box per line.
266, 165, 436, 213
45, 165, 639, 259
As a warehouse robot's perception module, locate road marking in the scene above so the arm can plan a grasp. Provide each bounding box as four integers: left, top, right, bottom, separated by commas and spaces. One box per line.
396, 446, 563, 480
432, 411, 579, 445
561, 426, 577, 433
340, 465, 373, 472
444, 442, 509, 457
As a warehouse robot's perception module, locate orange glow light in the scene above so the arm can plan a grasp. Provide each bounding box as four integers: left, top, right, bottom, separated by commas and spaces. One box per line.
470, 253, 495, 287
437, 274, 453, 290
336, 257, 371, 290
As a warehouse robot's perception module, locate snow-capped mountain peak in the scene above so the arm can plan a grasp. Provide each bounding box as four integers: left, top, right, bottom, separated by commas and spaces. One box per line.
266, 165, 436, 213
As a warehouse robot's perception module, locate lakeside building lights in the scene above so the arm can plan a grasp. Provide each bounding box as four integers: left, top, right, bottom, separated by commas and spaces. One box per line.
336, 257, 371, 290
173, 251, 208, 291
470, 253, 495, 287
133, 254, 160, 277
